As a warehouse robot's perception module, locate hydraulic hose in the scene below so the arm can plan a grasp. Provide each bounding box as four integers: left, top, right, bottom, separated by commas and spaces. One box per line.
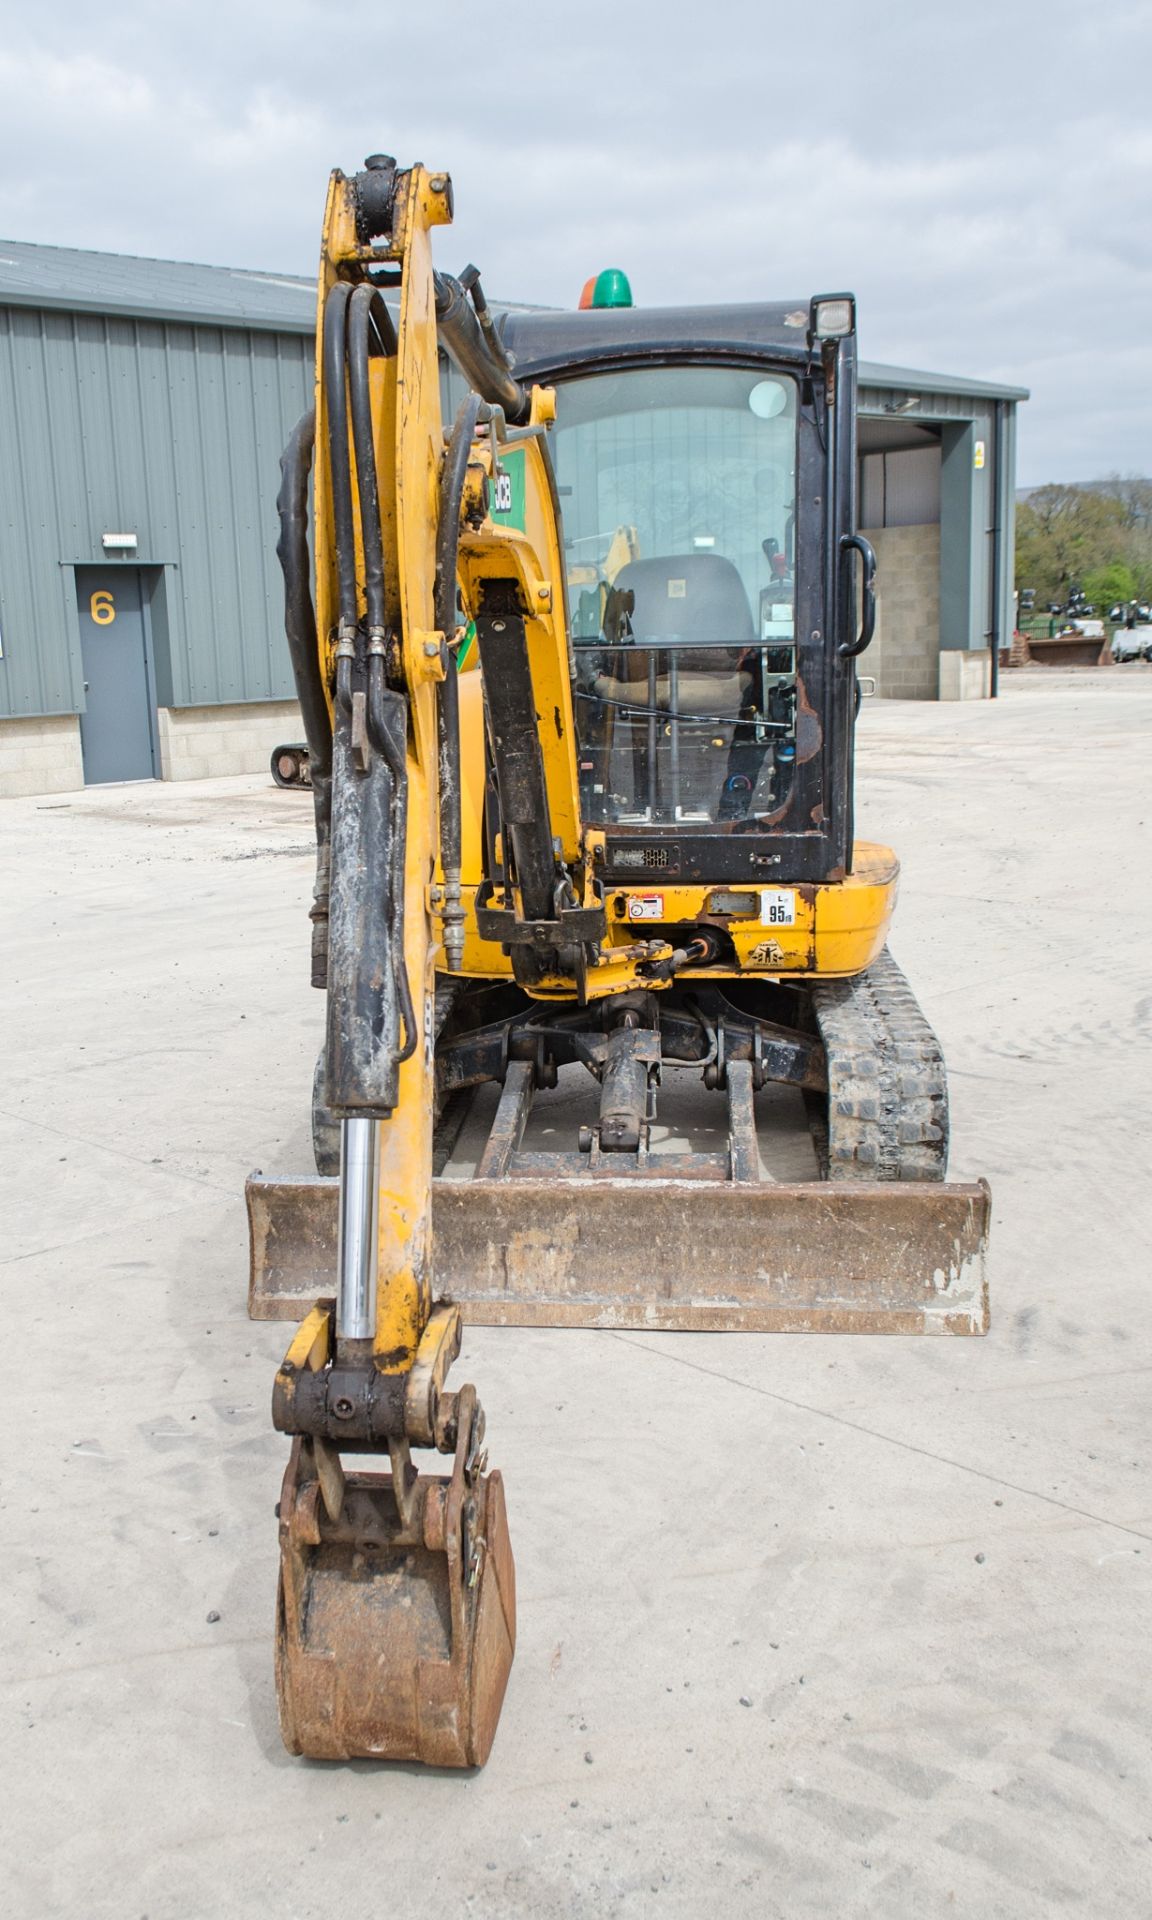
460, 270, 510, 394
275, 408, 332, 988
367, 654, 417, 1063
433, 271, 531, 423
435, 392, 482, 639
364, 283, 398, 356
347, 284, 394, 642
323, 281, 358, 650
434, 394, 482, 972
275, 408, 331, 782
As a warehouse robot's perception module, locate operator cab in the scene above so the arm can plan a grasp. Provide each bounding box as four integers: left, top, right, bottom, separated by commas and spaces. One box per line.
498, 296, 866, 886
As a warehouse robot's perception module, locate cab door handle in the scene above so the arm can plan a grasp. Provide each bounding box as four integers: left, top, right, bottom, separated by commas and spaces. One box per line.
839, 533, 877, 658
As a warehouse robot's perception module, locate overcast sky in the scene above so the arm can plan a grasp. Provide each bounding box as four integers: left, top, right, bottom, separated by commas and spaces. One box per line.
0, 0, 1147, 485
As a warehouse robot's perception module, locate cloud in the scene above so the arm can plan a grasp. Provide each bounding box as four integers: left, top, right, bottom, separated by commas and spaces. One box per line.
0, 0, 1148, 483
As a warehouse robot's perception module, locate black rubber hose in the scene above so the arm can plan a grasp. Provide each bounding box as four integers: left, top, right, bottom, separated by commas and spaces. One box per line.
433, 271, 530, 423
367, 655, 417, 1063
460, 269, 511, 393
435, 392, 482, 637
365, 286, 398, 356
322, 282, 357, 633
276, 406, 333, 989
437, 636, 462, 886
347, 284, 394, 639
435, 394, 482, 889
274, 408, 331, 782
334, 654, 353, 717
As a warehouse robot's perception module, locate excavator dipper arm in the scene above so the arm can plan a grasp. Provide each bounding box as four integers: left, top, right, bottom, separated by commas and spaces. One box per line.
271, 159, 515, 1766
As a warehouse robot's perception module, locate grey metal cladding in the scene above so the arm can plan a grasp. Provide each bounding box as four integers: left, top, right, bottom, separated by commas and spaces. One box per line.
0, 302, 312, 718
858, 360, 1028, 405
0, 239, 317, 334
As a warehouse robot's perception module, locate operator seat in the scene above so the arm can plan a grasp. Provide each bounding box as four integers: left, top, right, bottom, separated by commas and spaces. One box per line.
593, 552, 757, 714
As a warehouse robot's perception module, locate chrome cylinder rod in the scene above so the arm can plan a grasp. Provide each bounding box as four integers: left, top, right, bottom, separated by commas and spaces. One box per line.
335, 1116, 380, 1343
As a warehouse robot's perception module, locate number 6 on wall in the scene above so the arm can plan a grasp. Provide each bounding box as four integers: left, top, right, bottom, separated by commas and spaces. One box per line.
90, 590, 116, 625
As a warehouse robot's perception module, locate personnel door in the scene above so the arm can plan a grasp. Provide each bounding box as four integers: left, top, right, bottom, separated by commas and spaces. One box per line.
76, 568, 156, 783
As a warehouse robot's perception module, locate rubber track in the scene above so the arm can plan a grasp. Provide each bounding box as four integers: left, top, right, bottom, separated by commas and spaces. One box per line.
808, 947, 949, 1182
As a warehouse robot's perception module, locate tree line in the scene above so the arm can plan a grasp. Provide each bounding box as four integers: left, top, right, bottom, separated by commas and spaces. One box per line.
1015, 477, 1152, 610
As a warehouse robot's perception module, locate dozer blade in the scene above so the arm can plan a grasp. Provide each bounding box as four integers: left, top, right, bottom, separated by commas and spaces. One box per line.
276, 1388, 516, 1765
248, 1174, 990, 1336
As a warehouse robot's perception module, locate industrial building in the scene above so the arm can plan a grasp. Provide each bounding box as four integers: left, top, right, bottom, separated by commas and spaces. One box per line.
0, 240, 1026, 797
856, 363, 1025, 701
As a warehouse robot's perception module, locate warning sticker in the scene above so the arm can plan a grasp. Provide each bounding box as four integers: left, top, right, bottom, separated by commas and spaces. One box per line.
760, 889, 796, 927
627, 893, 665, 921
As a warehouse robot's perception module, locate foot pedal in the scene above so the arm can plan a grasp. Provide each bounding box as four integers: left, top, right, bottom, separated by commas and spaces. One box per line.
275, 1385, 515, 1765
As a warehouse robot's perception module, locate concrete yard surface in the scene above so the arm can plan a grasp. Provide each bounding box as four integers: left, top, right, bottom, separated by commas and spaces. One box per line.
2, 669, 1150, 1919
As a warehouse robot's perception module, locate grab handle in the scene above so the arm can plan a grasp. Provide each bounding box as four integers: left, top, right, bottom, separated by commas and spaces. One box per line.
839, 532, 877, 658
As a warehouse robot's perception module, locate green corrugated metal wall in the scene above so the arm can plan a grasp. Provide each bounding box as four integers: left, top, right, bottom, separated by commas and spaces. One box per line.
0, 304, 312, 719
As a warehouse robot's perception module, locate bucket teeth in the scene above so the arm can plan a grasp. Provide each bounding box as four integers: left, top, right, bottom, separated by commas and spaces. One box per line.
275, 1399, 515, 1765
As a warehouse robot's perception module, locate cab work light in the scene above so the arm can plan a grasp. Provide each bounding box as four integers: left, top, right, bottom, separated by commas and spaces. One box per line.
809, 294, 856, 340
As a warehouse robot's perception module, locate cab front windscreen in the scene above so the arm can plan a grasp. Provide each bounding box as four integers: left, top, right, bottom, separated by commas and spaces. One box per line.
550, 363, 799, 829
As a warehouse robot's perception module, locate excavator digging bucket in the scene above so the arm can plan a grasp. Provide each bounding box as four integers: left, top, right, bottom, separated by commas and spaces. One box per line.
248, 1174, 991, 1336
275, 1417, 516, 1765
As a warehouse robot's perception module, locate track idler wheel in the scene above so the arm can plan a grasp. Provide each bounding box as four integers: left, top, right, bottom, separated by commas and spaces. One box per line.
275, 1386, 515, 1765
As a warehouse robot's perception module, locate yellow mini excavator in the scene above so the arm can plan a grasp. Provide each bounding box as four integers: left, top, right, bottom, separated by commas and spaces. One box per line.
246, 155, 990, 1766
